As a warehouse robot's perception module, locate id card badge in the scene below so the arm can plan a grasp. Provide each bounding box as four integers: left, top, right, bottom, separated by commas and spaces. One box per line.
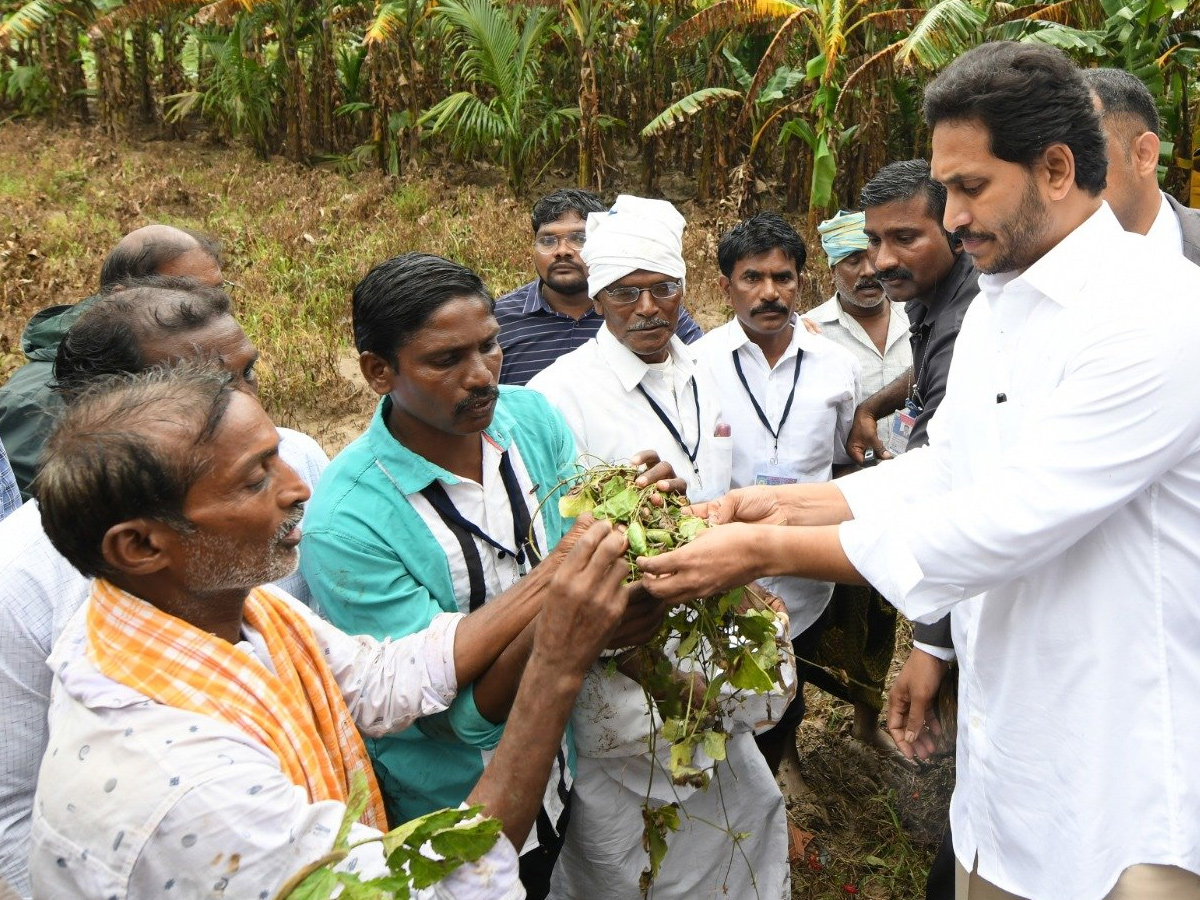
889, 400, 919, 455
754, 460, 799, 486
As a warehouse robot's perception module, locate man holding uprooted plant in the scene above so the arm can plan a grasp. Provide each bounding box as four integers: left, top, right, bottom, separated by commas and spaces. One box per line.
528, 196, 793, 900
28, 363, 636, 900
300, 253, 675, 899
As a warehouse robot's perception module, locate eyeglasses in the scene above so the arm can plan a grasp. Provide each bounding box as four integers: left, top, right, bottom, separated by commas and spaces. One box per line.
601, 281, 683, 305
534, 232, 587, 253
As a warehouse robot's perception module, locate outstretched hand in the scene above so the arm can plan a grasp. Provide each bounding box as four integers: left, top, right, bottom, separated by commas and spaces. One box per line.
635, 522, 768, 605
683, 485, 791, 527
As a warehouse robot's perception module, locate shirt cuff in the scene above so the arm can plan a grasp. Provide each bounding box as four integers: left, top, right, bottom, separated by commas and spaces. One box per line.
427, 612, 463, 699
913, 641, 956, 662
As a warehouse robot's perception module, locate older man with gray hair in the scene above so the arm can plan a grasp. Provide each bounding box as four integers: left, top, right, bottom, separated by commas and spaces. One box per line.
530, 195, 792, 900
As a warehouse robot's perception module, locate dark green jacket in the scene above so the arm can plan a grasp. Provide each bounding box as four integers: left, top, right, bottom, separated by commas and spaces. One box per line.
0, 297, 98, 499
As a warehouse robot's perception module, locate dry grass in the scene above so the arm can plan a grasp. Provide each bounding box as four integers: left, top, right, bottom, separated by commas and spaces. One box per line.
0, 120, 948, 899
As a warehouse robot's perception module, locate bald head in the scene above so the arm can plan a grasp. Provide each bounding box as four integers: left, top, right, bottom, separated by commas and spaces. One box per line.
100, 224, 223, 290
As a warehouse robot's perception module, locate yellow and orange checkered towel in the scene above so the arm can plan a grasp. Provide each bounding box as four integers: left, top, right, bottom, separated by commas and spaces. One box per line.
86, 578, 386, 829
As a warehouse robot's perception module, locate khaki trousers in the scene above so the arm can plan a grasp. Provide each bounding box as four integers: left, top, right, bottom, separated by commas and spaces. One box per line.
954, 858, 1200, 900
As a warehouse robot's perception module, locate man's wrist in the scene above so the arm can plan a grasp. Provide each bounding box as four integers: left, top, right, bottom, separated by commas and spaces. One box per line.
913, 640, 955, 662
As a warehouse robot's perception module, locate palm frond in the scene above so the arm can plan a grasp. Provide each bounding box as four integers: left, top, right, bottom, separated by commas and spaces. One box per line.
365, 0, 410, 43
738, 9, 814, 120
668, 0, 803, 47
838, 39, 903, 107
90, 0, 199, 35
992, 0, 1079, 26
851, 7, 924, 34
0, 0, 62, 41
194, 0, 245, 27
897, 0, 987, 69
641, 86, 743, 138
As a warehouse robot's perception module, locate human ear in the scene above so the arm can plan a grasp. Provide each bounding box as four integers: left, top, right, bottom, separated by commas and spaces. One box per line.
359, 351, 397, 397
101, 519, 174, 577
718, 274, 731, 298
1041, 144, 1075, 201
1132, 131, 1160, 179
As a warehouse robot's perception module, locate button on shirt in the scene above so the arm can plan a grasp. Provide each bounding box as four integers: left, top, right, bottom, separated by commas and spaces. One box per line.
0, 427, 328, 898
495, 279, 703, 386
806, 296, 911, 442
30, 587, 523, 900
836, 204, 1200, 900
692, 317, 859, 636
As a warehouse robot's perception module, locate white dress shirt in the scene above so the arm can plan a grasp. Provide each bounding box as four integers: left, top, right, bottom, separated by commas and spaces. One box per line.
528, 325, 730, 503
806, 296, 912, 442
836, 204, 1200, 900
692, 317, 860, 636
0, 427, 327, 898
1147, 191, 1185, 255
30, 585, 522, 900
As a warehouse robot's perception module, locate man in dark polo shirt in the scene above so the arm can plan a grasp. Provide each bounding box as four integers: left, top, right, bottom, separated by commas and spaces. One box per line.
844, 159, 979, 900
495, 189, 703, 385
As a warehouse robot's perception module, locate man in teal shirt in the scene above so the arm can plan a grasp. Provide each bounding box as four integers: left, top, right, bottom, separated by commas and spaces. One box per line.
302, 253, 671, 899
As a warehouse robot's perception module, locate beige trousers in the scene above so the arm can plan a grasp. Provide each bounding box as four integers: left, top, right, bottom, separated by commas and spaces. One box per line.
954, 859, 1200, 900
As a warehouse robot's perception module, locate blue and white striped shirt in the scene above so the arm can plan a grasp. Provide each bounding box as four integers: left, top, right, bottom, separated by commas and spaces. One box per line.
495, 279, 703, 386
0, 439, 19, 522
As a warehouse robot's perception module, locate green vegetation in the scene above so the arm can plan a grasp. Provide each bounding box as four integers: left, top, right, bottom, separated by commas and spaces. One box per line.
0, 0, 1196, 212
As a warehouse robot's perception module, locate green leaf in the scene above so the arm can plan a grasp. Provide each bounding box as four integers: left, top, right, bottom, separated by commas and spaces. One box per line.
809, 135, 836, 211
592, 486, 639, 521
675, 516, 707, 542
280, 867, 340, 900
428, 817, 504, 862
380, 806, 486, 857
335, 770, 371, 850
701, 729, 728, 762
728, 649, 776, 693
558, 487, 595, 518
641, 88, 743, 139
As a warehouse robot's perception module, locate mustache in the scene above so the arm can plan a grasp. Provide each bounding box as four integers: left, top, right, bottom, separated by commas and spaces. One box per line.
627, 318, 671, 332
855, 277, 883, 292
275, 508, 304, 542
952, 227, 992, 244
874, 267, 913, 283
751, 300, 791, 317
454, 385, 500, 415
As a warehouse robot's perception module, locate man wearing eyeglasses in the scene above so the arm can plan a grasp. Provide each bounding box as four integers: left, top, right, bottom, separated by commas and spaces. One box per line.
495, 189, 702, 386
528, 196, 791, 900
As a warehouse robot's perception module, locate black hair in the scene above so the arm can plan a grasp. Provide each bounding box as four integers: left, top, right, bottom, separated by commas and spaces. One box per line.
923, 41, 1107, 195
1080, 67, 1160, 135
716, 212, 807, 277
530, 189, 607, 233
37, 365, 234, 578
352, 252, 493, 366
859, 159, 948, 226
99, 226, 223, 290
54, 276, 232, 401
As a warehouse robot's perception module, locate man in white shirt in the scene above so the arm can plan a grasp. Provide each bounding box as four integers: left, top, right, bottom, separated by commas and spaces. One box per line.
691, 212, 858, 788
0, 278, 329, 898
529, 196, 793, 900
807, 210, 912, 445
1082, 67, 1200, 264
29, 363, 635, 900
640, 41, 1200, 900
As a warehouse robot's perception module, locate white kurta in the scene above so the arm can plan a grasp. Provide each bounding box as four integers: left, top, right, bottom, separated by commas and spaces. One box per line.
530, 326, 791, 900
837, 203, 1200, 900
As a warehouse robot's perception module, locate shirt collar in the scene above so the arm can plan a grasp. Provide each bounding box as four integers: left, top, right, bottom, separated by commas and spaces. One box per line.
521, 279, 602, 320
727, 315, 807, 364
978, 202, 1119, 309
596, 323, 696, 392
808, 297, 842, 323
1147, 192, 1184, 255
366, 394, 514, 494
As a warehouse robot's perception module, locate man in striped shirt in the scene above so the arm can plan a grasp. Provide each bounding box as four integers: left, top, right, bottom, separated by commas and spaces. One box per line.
495, 189, 703, 385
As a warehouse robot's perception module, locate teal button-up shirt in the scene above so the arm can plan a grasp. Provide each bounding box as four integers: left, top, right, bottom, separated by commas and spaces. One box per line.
301, 386, 577, 825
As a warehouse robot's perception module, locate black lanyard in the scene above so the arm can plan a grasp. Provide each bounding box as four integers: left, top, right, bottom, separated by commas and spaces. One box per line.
419, 450, 537, 611
732, 347, 803, 465
636, 377, 702, 486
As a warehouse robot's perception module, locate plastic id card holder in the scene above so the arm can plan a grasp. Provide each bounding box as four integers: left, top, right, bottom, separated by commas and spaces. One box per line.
754, 462, 798, 487
889, 400, 918, 455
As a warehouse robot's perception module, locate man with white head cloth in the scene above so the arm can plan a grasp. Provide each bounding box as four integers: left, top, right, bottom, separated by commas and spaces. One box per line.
530, 195, 792, 900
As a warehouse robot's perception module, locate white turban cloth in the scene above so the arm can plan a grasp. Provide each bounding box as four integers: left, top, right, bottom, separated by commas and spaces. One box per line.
581, 194, 687, 299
